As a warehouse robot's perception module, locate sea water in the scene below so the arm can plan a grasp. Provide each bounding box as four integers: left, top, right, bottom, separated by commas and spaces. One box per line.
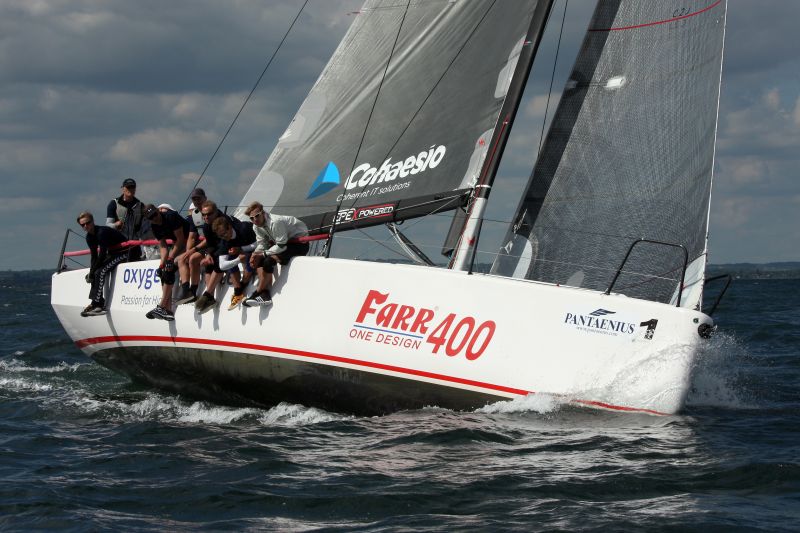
1, 272, 798, 530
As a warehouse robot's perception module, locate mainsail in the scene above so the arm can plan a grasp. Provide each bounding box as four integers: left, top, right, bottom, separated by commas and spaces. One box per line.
239, 0, 548, 234
493, 0, 727, 308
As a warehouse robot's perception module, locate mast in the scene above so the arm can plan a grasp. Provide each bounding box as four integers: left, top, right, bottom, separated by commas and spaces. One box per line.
450, 0, 555, 272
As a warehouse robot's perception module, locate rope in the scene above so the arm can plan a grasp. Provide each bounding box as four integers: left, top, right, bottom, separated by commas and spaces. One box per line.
326, 0, 413, 256
537, 0, 569, 156
180, 0, 311, 212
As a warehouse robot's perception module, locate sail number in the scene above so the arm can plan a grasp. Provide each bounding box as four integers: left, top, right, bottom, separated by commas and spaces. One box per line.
354, 290, 496, 360
426, 314, 496, 360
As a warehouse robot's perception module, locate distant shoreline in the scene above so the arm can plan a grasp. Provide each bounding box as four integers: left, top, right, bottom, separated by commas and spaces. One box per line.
4, 261, 800, 281
706, 262, 800, 280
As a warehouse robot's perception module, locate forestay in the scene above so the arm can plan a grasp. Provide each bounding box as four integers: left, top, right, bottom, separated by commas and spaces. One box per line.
493, 0, 727, 308
239, 0, 546, 234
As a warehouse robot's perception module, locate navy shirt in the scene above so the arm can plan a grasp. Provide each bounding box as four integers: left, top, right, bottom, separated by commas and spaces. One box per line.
151, 210, 190, 242
214, 220, 256, 257
86, 225, 128, 270
201, 210, 234, 253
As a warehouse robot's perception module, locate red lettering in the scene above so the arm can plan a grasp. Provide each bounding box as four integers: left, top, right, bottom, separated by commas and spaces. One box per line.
466, 321, 495, 360
427, 313, 455, 354
356, 290, 389, 323
391, 305, 415, 331
445, 317, 475, 357
376, 303, 397, 327
410, 308, 434, 334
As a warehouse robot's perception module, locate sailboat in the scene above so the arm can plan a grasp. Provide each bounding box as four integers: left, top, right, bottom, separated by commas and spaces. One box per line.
51, 0, 727, 416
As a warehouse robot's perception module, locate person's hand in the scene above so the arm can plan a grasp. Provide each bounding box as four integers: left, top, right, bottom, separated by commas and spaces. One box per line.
85, 272, 94, 283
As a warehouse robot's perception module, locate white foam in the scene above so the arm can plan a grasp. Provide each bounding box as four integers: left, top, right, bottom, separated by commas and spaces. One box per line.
258, 402, 347, 426
176, 402, 261, 424
0, 377, 53, 392
0, 358, 84, 373
686, 331, 756, 409
476, 393, 563, 414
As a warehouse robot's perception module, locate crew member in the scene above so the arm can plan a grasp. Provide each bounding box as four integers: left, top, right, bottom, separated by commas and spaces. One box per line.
176, 188, 208, 303
105, 178, 155, 259
144, 204, 189, 321
192, 201, 235, 314
77, 211, 133, 317
211, 216, 256, 310
244, 201, 309, 306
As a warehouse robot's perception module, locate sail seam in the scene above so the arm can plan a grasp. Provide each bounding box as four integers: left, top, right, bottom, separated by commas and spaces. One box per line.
339, 0, 500, 214
589, 0, 723, 32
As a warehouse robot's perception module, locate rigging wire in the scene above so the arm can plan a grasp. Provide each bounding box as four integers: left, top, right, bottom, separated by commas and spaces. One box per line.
325, 0, 413, 258
536, 0, 569, 156
327, 1, 499, 258
179, 0, 311, 213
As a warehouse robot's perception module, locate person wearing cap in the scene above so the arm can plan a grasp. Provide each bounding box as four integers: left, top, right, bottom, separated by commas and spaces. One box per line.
186, 188, 207, 238
175, 188, 208, 304
243, 201, 309, 307
76, 211, 135, 317
143, 204, 189, 321
106, 178, 155, 259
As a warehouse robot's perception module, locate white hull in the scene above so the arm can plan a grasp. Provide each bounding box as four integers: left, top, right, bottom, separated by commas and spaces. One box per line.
51, 257, 712, 415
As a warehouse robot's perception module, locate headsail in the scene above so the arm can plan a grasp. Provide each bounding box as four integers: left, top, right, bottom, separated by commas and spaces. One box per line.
493, 0, 727, 308
239, 0, 548, 234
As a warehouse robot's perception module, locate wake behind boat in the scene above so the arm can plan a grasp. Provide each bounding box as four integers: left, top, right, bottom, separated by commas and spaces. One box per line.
52, 0, 729, 415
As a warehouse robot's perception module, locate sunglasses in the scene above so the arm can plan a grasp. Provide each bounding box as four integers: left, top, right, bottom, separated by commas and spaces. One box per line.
201, 211, 214, 218
79, 220, 93, 227
249, 211, 263, 220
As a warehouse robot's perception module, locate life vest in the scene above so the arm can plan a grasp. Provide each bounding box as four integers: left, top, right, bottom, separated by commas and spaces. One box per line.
114, 197, 145, 240
190, 207, 205, 237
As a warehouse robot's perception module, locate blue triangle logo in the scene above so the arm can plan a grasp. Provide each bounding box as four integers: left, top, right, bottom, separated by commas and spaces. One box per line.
306, 161, 340, 199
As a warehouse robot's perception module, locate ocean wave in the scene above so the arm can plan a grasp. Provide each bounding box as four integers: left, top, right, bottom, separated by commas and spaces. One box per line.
0, 358, 84, 374
258, 402, 350, 426
476, 393, 563, 414
0, 376, 54, 392
686, 331, 759, 409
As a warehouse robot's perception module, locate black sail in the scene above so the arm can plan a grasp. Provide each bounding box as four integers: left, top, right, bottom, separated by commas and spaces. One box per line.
494, 0, 726, 307
239, 0, 546, 233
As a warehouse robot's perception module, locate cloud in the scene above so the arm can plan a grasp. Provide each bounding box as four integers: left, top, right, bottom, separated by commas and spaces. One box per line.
794, 95, 800, 126
0, 196, 49, 212
109, 128, 217, 165
0, 1, 799, 269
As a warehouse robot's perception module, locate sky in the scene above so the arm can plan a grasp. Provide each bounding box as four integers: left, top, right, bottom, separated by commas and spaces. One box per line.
0, 0, 798, 270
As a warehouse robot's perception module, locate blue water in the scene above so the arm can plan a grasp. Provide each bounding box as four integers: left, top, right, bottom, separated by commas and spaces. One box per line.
1, 273, 799, 530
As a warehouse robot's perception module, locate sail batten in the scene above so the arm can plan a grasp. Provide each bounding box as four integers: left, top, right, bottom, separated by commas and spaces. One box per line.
494, 0, 727, 307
